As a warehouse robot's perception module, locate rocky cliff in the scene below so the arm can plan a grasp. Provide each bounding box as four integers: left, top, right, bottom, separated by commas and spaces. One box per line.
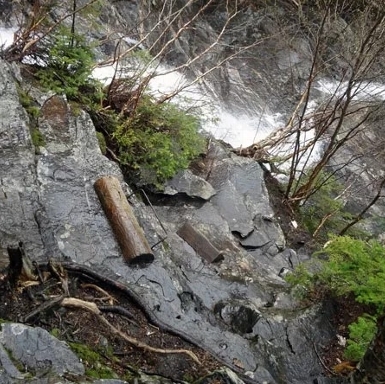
0, 54, 340, 384
1, 1, 384, 383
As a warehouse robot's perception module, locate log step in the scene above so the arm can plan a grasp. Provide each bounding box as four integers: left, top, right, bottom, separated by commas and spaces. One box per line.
94, 176, 154, 266
177, 222, 224, 263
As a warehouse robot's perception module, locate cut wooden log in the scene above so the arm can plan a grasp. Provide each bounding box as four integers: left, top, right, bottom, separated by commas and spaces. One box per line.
94, 176, 154, 265
177, 222, 224, 263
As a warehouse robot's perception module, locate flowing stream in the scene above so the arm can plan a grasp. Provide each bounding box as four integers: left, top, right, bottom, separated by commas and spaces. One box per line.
92, 61, 284, 149
0, 26, 328, 155
3, 26, 379, 162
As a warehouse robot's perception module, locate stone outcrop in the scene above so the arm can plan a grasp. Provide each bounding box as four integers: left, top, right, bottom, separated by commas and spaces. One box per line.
0, 323, 84, 382
0, 58, 344, 383
3, 1, 378, 383
0, 323, 195, 384
164, 169, 216, 200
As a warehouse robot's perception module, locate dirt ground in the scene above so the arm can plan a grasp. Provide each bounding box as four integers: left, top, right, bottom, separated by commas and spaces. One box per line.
0, 258, 222, 382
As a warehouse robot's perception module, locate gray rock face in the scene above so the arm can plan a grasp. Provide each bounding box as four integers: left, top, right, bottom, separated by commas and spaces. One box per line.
164, 169, 216, 200
0, 343, 25, 381
0, 61, 30, 149
34, 94, 123, 264
327, 106, 385, 238
0, 57, 340, 384
214, 300, 262, 335
0, 323, 84, 381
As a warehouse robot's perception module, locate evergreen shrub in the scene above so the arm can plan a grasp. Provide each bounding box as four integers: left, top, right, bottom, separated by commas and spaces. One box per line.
113, 95, 206, 187
287, 235, 385, 362
36, 26, 96, 99
344, 315, 377, 361
288, 236, 385, 309
298, 172, 360, 240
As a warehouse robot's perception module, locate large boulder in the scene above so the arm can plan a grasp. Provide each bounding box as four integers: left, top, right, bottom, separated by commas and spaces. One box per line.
0, 323, 84, 383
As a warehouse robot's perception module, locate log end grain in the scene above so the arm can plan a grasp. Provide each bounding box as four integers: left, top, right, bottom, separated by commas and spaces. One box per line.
128, 252, 155, 266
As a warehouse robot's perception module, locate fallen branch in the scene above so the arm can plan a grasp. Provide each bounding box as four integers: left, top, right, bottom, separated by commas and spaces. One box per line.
23, 294, 65, 323
61, 297, 201, 365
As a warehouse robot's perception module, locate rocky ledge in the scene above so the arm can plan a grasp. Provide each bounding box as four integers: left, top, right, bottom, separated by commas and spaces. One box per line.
0, 58, 344, 384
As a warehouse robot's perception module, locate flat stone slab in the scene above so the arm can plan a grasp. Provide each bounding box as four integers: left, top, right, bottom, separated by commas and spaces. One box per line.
164, 169, 216, 200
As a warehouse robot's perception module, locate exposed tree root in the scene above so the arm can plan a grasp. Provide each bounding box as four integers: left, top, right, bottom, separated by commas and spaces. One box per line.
61, 297, 202, 365
81, 283, 117, 305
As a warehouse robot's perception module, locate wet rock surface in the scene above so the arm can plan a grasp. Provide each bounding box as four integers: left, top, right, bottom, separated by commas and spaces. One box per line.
0, 58, 345, 383
0, 323, 84, 381
164, 169, 216, 200
0, 321, 207, 384
326, 106, 385, 237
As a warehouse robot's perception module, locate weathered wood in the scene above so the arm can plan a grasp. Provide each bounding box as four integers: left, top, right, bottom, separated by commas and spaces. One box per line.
94, 176, 154, 265
7, 242, 39, 287
177, 222, 224, 263
7, 243, 23, 287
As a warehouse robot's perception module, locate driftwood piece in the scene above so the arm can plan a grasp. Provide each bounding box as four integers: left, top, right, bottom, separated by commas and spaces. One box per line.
177, 222, 224, 263
94, 176, 154, 265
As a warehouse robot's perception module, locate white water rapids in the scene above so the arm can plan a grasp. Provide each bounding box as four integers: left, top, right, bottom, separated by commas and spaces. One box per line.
2, 26, 384, 165
0, 27, 16, 48
91, 53, 378, 169
92, 62, 284, 149
0, 23, 281, 148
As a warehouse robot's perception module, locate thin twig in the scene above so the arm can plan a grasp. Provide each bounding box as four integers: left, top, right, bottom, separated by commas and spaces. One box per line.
48, 260, 69, 296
